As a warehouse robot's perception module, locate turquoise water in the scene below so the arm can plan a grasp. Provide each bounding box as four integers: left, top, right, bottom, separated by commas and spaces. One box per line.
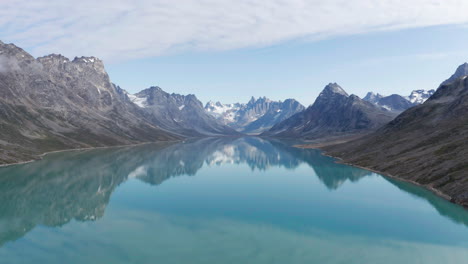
0, 137, 467, 263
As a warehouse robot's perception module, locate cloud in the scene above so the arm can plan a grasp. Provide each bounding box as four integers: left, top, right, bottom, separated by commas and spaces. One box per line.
0, 0, 468, 63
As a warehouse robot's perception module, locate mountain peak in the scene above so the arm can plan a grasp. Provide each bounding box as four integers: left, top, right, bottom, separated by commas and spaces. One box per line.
248, 96, 256, 105
72, 56, 101, 64
37, 54, 71, 65
319, 83, 349, 97
408, 89, 435, 104
442, 62, 468, 85
0, 41, 35, 61
363, 92, 384, 104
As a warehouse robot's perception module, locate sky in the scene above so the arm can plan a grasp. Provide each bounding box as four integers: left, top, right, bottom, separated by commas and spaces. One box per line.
1, 0, 468, 106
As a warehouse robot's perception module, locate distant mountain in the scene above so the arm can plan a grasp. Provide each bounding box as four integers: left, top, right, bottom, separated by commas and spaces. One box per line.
363, 92, 384, 104
124, 86, 240, 137
363, 90, 435, 113
205, 97, 305, 133
364, 92, 414, 113
262, 83, 396, 139
408, 89, 435, 104
0, 40, 180, 164
324, 63, 468, 207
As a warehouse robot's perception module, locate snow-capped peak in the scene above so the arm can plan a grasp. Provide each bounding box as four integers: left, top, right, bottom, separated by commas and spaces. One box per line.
205, 101, 243, 123
408, 89, 435, 104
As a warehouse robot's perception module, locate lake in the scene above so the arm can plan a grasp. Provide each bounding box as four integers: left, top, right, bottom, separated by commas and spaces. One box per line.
0, 137, 467, 263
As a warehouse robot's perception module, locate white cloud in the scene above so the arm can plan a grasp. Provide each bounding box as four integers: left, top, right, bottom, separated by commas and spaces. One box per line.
1, 0, 468, 63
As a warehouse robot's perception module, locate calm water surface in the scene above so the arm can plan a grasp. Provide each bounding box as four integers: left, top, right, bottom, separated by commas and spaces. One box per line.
0, 137, 467, 263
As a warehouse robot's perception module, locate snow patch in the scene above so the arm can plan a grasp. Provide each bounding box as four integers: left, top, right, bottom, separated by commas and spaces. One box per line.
408, 89, 435, 104
127, 93, 148, 108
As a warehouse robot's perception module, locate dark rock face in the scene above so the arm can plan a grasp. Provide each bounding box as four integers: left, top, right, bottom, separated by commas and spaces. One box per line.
324, 68, 468, 207
262, 83, 396, 139
0, 41, 180, 164
128, 86, 240, 137
205, 97, 305, 134
442, 62, 468, 85
376, 94, 415, 112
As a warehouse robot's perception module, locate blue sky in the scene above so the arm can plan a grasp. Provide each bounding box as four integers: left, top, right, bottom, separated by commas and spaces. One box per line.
1, 0, 468, 106
106, 25, 468, 106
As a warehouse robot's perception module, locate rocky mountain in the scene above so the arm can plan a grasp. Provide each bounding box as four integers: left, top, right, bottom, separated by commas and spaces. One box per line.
125, 86, 239, 137
0, 40, 181, 164
205, 97, 305, 134
408, 89, 435, 104
324, 63, 468, 207
441, 62, 468, 85
362, 92, 384, 104
364, 92, 414, 113
364, 90, 435, 113
262, 83, 397, 140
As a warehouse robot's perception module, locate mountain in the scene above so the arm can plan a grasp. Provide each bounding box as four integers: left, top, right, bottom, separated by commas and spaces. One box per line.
324, 64, 468, 207
205, 97, 305, 133
441, 62, 468, 85
376, 94, 415, 112
262, 83, 397, 140
363, 92, 384, 104
125, 86, 239, 137
408, 89, 436, 104
364, 90, 435, 113
0, 40, 180, 164
364, 92, 414, 112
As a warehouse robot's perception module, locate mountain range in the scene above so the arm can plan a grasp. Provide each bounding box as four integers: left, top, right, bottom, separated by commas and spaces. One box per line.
0, 41, 181, 164
363, 89, 435, 113
261, 83, 397, 140
0, 40, 245, 164
125, 86, 239, 137
205, 97, 305, 133
0, 40, 467, 209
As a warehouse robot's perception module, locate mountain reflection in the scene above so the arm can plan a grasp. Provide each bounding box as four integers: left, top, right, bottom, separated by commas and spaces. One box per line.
0, 137, 466, 247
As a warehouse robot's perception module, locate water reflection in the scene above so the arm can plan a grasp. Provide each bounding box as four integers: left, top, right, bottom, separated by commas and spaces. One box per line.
0, 137, 467, 247
385, 177, 468, 227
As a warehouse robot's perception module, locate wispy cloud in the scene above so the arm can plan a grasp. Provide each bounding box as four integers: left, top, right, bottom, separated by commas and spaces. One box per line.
1, 0, 468, 63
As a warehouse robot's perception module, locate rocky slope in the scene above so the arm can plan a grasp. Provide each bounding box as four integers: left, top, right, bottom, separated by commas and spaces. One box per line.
441, 62, 468, 85
324, 65, 468, 207
126, 86, 239, 137
262, 83, 396, 139
205, 97, 305, 134
0, 40, 182, 164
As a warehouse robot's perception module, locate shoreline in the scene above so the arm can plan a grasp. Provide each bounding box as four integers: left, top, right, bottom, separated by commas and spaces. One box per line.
294, 144, 463, 209
0, 139, 182, 168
